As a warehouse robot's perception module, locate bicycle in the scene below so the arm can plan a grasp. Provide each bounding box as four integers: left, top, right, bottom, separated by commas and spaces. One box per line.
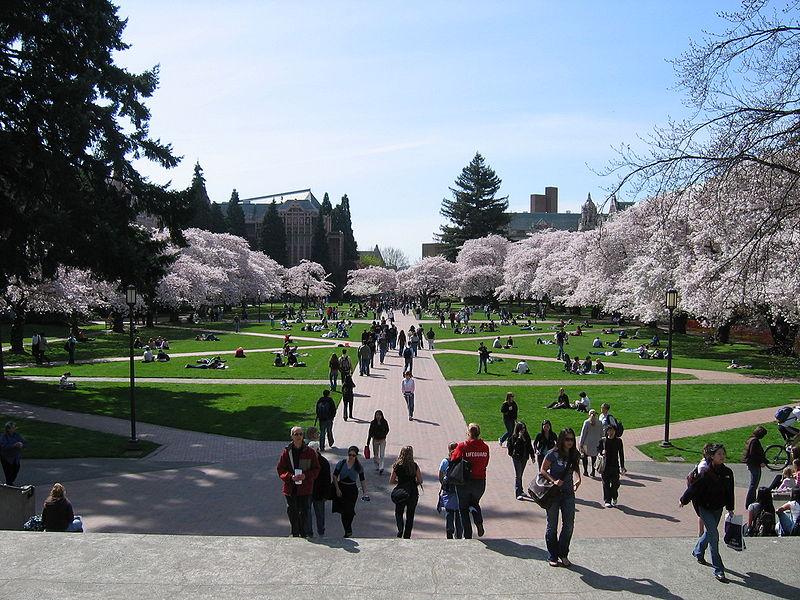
764, 424, 798, 472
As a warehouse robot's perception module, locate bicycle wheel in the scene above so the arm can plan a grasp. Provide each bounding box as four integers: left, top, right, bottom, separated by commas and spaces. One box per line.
764, 444, 789, 472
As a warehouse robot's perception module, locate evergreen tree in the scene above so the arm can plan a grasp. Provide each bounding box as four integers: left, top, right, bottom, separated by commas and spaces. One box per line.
226, 188, 247, 239
320, 192, 333, 216
439, 152, 510, 261
259, 200, 288, 266
187, 162, 212, 230
310, 215, 330, 270
208, 202, 228, 233
331, 194, 359, 267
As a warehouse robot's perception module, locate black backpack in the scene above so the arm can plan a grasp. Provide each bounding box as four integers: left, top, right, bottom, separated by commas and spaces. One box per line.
749, 510, 776, 537
316, 399, 333, 420
446, 457, 471, 485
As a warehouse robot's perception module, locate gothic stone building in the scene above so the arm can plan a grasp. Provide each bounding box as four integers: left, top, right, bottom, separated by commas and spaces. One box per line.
222, 189, 344, 267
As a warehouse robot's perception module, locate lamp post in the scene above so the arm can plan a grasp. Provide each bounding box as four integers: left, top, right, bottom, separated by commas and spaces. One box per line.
126, 285, 139, 449
257, 291, 261, 323
661, 288, 679, 448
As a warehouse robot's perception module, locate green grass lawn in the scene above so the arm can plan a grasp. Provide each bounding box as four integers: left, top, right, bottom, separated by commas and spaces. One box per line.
435, 329, 800, 377
0, 413, 158, 459
637, 422, 786, 464
433, 353, 694, 381
0, 380, 337, 440
449, 383, 798, 440
11, 347, 349, 381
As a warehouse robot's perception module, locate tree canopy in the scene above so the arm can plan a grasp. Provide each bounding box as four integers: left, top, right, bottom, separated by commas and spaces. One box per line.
259, 200, 288, 266
225, 189, 247, 239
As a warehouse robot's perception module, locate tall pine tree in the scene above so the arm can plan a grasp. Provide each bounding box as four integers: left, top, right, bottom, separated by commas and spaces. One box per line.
330, 194, 359, 297
310, 214, 330, 270
259, 200, 288, 266
439, 152, 509, 260
320, 192, 333, 217
226, 188, 247, 239
187, 162, 212, 230
208, 202, 228, 233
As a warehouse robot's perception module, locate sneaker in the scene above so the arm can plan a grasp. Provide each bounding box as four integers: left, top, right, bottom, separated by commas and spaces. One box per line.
714, 573, 729, 584
476, 522, 485, 537
610, 499, 617, 507
548, 560, 560, 567
409, 416, 413, 421
604, 502, 612, 508
516, 495, 525, 501
559, 556, 571, 568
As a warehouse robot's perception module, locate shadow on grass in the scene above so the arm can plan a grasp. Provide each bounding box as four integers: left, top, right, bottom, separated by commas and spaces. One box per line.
0, 379, 316, 441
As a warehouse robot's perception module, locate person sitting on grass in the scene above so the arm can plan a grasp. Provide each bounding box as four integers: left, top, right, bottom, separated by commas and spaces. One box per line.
274, 354, 285, 367
492, 336, 502, 349
609, 337, 624, 349
59, 372, 76, 390
592, 336, 603, 348
581, 356, 593, 374
572, 325, 583, 336
594, 358, 606, 374
133, 336, 143, 349
637, 344, 650, 359
287, 352, 306, 367
512, 360, 530, 374
156, 349, 170, 362
546, 388, 571, 409
574, 391, 590, 412
234, 347, 246, 358
562, 353, 571, 372
571, 356, 582, 374
185, 356, 227, 369
142, 346, 155, 363
727, 359, 753, 369
504, 336, 514, 349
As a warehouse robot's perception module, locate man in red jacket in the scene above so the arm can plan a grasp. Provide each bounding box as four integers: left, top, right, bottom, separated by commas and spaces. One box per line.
277, 426, 320, 537
450, 422, 490, 538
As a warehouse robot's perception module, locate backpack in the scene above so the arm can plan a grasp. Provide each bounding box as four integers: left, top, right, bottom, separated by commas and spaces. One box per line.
446, 457, 471, 485
686, 466, 699, 488
775, 406, 793, 423
614, 417, 624, 437
316, 399, 334, 420
749, 510, 776, 537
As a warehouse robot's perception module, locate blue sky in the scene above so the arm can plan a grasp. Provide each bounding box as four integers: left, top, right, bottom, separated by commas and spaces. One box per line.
117, 0, 738, 260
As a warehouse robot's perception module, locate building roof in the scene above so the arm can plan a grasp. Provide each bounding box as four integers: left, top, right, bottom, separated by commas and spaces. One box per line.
507, 211, 581, 234
218, 189, 321, 223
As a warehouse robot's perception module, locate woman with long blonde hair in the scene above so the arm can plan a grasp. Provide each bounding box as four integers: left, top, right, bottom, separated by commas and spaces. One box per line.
389, 445, 423, 538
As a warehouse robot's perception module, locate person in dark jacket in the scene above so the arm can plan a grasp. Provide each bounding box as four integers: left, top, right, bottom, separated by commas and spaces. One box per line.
533, 420, 557, 469
0, 421, 25, 486
315, 390, 337, 450
499, 392, 519, 447
389, 445, 423, 538
742, 426, 767, 510
276, 426, 321, 537
507, 422, 535, 499
341, 374, 356, 421
598, 424, 626, 507
306, 441, 330, 537
42, 483, 83, 532
679, 443, 735, 583
366, 410, 390, 474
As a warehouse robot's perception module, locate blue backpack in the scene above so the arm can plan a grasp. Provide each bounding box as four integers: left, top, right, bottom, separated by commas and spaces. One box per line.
775, 406, 793, 423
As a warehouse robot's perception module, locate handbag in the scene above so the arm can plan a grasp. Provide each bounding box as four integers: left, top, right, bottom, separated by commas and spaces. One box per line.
724, 514, 746, 551
363, 445, 371, 460
596, 453, 606, 475
446, 457, 471, 485
528, 473, 561, 509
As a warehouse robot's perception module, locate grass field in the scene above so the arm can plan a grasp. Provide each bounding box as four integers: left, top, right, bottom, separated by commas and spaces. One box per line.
435, 328, 800, 377
637, 422, 787, 464
11, 347, 351, 381
448, 383, 798, 440
433, 353, 695, 381
0, 413, 158, 459
0, 380, 338, 440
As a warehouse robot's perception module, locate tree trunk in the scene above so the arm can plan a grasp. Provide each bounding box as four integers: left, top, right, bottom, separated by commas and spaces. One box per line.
10, 311, 25, 354
112, 312, 125, 334
146, 309, 154, 328
590, 306, 601, 319
673, 312, 688, 335
714, 323, 732, 344
768, 314, 799, 356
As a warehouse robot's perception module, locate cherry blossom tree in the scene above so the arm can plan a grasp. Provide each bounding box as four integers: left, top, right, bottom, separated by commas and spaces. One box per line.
284, 260, 334, 303
344, 266, 398, 297
397, 256, 455, 307
454, 235, 509, 298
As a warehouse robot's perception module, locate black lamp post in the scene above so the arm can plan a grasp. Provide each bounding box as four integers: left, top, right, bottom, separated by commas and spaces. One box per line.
257, 291, 261, 323
661, 288, 679, 448
126, 285, 139, 449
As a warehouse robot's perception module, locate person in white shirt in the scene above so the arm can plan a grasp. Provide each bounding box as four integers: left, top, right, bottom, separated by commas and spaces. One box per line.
575, 392, 590, 412
142, 347, 154, 363
59, 372, 76, 390
401, 371, 416, 421
512, 360, 530, 374
492, 336, 502, 349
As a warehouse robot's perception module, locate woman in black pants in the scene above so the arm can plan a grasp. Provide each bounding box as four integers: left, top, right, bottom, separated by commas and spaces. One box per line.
533, 420, 557, 469
341, 373, 356, 420
742, 426, 767, 509
389, 446, 423, 538
598, 424, 626, 507
508, 422, 535, 500
333, 446, 369, 537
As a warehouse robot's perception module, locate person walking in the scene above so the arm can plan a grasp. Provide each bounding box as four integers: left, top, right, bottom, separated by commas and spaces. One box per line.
508, 422, 535, 500
401, 371, 416, 421
338, 348, 352, 378
598, 424, 626, 507
366, 410, 389, 475
540, 428, 582, 567
307, 441, 330, 537
0, 421, 25, 486
450, 423, 490, 539
358, 343, 371, 376
499, 392, 518, 447
578, 410, 603, 477
397, 329, 407, 357
533, 420, 558, 469
742, 426, 767, 510
315, 390, 337, 451
477, 342, 490, 374
332, 446, 369, 538
402, 344, 414, 375
328, 352, 340, 391
438, 442, 463, 539
426, 327, 436, 350
276, 426, 320, 537
598, 402, 619, 435
378, 332, 389, 364
341, 373, 356, 421
679, 443, 735, 583
389, 446, 423, 538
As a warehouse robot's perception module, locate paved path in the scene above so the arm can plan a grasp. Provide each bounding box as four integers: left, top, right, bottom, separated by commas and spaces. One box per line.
2, 311, 794, 539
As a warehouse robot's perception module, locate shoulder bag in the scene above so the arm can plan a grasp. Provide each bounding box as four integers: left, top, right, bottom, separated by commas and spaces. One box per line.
528, 473, 561, 509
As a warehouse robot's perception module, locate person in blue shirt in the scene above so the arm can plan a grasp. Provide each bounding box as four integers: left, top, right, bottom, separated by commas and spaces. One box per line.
1, 422, 26, 486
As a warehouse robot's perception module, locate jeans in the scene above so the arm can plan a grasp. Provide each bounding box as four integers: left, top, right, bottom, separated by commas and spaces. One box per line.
745, 464, 761, 510
379, 346, 387, 363
602, 471, 620, 503
411, 342, 418, 356
286, 494, 310, 536
513, 458, 527, 497
398, 343, 405, 357
428, 339, 434, 350
305, 499, 325, 536
1, 458, 20, 486
477, 358, 488, 373
499, 416, 515, 445
359, 357, 370, 376
694, 507, 725, 576
557, 343, 564, 360
318, 419, 334, 450
329, 369, 338, 391
395, 494, 419, 538
404, 357, 413, 374
545, 491, 576, 561
778, 511, 796, 535
404, 392, 415, 418
458, 479, 486, 539
372, 438, 386, 471
446, 509, 463, 539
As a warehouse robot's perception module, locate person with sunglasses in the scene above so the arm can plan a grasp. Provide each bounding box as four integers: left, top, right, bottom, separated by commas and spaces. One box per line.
276, 426, 320, 537
333, 446, 369, 537
540, 428, 582, 567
